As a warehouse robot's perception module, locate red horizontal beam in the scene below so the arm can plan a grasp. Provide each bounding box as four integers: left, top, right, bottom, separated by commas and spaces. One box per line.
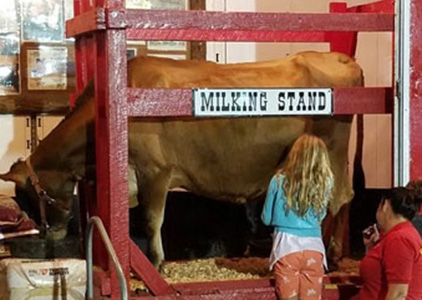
127, 87, 393, 118
130, 282, 359, 300
333, 87, 393, 114
126, 29, 328, 42
173, 278, 273, 295
119, 9, 393, 36
66, 8, 106, 38
132, 291, 276, 300
128, 89, 192, 117
66, 8, 394, 40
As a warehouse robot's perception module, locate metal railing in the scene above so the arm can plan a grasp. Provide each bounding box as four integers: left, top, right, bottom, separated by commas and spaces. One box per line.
86, 216, 128, 300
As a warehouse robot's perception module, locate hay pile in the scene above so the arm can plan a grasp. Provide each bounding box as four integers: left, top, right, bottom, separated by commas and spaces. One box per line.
130, 256, 361, 293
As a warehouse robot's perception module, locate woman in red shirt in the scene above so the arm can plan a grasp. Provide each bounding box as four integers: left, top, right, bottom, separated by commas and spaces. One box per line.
359, 187, 422, 300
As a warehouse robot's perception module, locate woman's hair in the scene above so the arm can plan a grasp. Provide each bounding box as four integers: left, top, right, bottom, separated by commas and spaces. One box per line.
382, 186, 420, 220
281, 134, 333, 217
405, 180, 422, 216
406, 180, 422, 204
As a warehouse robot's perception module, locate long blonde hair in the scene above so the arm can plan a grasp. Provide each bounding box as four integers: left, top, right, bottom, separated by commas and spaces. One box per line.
280, 134, 333, 217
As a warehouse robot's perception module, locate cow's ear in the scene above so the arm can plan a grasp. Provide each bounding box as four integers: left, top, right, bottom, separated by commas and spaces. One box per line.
0, 170, 27, 186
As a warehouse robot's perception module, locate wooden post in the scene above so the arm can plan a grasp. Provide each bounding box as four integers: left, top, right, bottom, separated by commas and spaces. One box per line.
327, 3, 358, 57
409, 0, 422, 180
93, 0, 129, 298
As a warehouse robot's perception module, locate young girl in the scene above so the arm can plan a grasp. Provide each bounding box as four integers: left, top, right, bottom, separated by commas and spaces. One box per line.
261, 134, 333, 300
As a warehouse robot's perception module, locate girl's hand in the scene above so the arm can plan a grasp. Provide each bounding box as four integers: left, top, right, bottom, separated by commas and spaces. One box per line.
362, 224, 380, 251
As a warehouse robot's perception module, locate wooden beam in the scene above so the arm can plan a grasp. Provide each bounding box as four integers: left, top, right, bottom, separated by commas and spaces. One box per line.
127, 87, 393, 118
127, 29, 328, 43
130, 240, 174, 296
116, 10, 394, 43
93, 22, 130, 300
65, 8, 106, 38
409, 0, 422, 179
0, 92, 71, 115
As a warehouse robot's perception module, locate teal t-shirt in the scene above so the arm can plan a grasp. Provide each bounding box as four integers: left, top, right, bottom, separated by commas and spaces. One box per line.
261, 174, 330, 237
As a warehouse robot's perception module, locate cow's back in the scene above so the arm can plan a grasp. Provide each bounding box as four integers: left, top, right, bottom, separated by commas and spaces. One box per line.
128, 51, 362, 89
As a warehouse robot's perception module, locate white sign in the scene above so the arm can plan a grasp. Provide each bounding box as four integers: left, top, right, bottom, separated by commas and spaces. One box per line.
192, 88, 333, 117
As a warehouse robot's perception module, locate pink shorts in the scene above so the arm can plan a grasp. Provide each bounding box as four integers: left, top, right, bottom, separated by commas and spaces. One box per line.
274, 250, 324, 300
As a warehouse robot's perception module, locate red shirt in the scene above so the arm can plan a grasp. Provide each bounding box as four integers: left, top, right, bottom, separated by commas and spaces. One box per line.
359, 221, 422, 300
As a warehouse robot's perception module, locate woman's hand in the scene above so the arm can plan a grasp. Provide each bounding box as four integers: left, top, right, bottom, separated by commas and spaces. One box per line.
386, 284, 408, 300
362, 224, 380, 251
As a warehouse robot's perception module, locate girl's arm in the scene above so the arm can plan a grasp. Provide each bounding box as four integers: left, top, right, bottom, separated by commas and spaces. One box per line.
261, 176, 279, 226
385, 284, 408, 300
318, 207, 327, 222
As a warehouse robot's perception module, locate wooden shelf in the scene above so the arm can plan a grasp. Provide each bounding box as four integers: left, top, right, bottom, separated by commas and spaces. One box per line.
0, 91, 72, 115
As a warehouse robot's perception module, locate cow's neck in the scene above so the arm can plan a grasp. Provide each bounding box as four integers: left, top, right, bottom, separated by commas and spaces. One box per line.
30, 98, 95, 179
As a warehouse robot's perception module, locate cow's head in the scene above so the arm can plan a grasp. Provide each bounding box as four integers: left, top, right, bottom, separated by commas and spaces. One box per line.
0, 159, 77, 240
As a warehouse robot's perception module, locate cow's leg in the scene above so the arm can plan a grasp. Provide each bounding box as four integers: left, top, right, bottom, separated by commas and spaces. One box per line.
128, 164, 139, 208
327, 202, 350, 271
140, 170, 172, 268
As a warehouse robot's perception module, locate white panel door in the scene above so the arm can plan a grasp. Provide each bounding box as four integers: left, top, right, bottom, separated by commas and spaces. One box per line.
0, 116, 31, 196
206, 0, 256, 63
206, 0, 226, 63
36, 116, 64, 141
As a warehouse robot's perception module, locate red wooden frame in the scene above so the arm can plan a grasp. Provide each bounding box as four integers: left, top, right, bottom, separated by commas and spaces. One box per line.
66, 0, 396, 299
409, 0, 422, 180
126, 87, 393, 118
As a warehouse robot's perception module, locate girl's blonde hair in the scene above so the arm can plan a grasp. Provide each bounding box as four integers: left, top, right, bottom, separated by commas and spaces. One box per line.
280, 134, 333, 217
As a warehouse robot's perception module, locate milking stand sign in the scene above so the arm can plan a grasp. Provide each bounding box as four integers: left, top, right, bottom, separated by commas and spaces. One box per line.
192, 88, 333, 117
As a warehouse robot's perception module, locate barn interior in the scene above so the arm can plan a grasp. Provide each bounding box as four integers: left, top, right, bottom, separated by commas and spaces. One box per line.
0, 0, 399, 299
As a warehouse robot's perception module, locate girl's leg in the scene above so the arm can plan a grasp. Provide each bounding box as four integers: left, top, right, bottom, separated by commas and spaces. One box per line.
274, 253, 302, 300
298, 250, 324, 300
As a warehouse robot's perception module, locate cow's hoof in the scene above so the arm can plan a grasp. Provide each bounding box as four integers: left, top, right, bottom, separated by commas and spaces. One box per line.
158, 262, 164, 273
327, 258, 340, 272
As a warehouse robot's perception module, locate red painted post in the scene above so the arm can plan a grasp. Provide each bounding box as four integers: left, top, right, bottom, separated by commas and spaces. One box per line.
72, 0, 84, 94
326, 3, 357, 57
409, 0, 422, 180
92, 0, 129, 298
72, 0, 96, 95
348, 0, 394, 13
94, 31, 130, 300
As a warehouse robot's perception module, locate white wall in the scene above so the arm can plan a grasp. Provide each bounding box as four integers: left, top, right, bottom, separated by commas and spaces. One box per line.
206, 0, 257, 63
0, 116, 63, 196
0, 116, 30, 196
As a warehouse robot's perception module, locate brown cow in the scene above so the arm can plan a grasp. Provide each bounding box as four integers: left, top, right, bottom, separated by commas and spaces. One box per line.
0, 51, 362, 267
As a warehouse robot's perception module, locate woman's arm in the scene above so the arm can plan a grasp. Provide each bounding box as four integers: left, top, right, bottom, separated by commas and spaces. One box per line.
261, 176, 279, 226
385, 284, 408, 300
383, 236, 414, 300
